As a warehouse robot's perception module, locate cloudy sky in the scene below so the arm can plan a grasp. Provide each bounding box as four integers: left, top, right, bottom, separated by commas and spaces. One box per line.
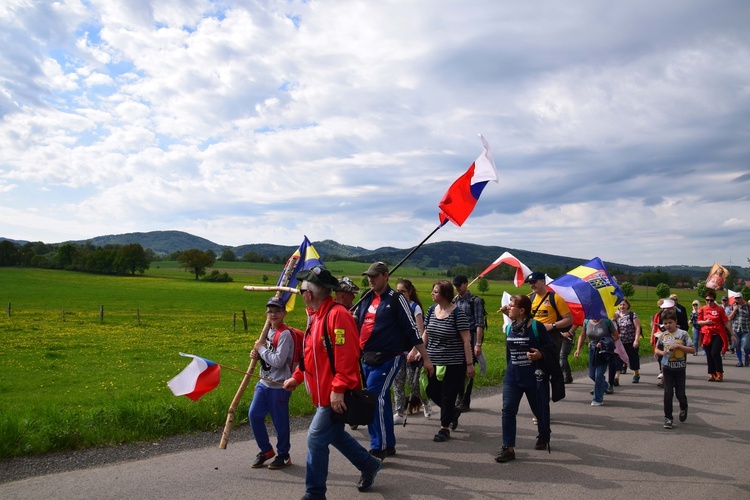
1, 0, 749, 267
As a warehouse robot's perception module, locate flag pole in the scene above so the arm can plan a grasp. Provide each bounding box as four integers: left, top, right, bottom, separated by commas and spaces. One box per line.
219, 254, 300, 449
351, 224, 443, 311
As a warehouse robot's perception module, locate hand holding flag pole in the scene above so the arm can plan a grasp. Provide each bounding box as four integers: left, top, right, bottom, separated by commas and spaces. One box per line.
219, 253, 300, 449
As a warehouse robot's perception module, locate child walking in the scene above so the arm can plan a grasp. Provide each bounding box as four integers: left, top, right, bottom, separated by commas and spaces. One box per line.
248, 297, 294, 469
654, 310, 695, 429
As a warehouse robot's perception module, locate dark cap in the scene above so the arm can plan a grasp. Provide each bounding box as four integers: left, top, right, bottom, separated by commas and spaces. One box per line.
296, 266, 340, 290
337, 276, 360, 293
721, 296, 728, 302
452, 275, 468, 286
362, 261, 389, 277
525, 271, 546, 283
266, 297, 285, 310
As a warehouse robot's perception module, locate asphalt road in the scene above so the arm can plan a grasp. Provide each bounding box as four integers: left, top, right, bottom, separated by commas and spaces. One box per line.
2, 358, 749, 499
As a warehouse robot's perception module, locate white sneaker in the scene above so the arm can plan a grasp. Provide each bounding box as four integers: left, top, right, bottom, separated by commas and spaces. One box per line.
393, 413, 405, 425
657, 373, 663, 380
591, 401, 604, 406
422, 402, 431, 418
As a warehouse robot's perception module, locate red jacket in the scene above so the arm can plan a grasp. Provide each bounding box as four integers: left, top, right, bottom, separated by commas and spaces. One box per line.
292, 297, 362, 407
698, 303, 729, 351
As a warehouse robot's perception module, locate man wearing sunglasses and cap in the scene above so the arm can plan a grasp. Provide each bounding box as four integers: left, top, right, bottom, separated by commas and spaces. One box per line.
354, 261, 434, 460
283, 266, 383, 498
523, 271, 573, 358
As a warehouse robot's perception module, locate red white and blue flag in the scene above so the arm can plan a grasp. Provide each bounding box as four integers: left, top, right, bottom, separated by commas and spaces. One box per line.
547, 257, 624, 326
477, 251, 532, 287
438, 134, 499, 227
167, 353, 221, 401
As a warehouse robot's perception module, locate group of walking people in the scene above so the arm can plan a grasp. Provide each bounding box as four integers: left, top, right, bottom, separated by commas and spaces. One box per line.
246, 262, 748, 499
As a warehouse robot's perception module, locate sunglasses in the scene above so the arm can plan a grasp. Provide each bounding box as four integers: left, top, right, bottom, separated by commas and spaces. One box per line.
705, 298, 715, 302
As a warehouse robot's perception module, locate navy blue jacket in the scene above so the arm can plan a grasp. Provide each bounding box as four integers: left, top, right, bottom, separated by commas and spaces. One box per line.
354, 285, 423, 356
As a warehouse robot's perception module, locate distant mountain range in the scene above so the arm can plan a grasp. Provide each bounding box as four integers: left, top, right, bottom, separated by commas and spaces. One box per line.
0, 230, 721, 277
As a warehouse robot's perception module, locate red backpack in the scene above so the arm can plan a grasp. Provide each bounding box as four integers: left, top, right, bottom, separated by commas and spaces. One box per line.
271, 324, 305, 371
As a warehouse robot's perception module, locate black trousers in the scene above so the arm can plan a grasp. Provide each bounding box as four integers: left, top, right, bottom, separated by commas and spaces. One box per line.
662, 367, 687, 419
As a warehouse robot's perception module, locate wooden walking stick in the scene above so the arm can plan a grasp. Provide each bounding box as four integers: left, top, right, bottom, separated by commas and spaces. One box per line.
219, 255, 300, 449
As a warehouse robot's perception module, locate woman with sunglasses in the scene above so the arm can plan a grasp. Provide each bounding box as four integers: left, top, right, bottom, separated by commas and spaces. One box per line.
698, 290, 734, 381
423, 280, 473, 442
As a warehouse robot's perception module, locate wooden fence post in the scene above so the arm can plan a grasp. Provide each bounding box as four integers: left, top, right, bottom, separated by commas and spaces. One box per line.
242, 310, 248, 331
233, 313, 237, 332
6, 303, 10, 317
100, 305, 104, 323
62, 307, 65, 322
137, 308, 141, 326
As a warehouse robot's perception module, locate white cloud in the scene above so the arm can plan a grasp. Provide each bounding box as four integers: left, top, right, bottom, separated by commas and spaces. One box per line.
0, 0, 749, 266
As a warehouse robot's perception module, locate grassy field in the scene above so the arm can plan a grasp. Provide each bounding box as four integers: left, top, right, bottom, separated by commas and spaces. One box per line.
0, 263, 692, 458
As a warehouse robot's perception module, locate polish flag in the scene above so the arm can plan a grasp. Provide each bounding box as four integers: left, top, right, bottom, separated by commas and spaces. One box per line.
727, 289, 743, 306
168, 353, 221, 401
478, 252, 532, 287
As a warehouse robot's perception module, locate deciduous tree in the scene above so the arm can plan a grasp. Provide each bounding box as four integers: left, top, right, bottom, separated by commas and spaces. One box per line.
177, 249, 215, 280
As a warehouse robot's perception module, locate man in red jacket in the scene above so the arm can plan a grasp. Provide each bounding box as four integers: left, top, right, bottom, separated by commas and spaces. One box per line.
283, 266, 382, 499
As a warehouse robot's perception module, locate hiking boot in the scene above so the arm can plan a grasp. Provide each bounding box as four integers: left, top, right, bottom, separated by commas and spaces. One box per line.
534, 436, 549, 450
369, 448, 387, 460
679, 408, 688, 422
433, 428, 450, 442
267, 454, 291, 470
385, 447, 396, 457
495, 447, 515, 463
663, 418, 673, 429
456, 401, 471, 412
251, 449, 276, 468
357, 458, 382, 492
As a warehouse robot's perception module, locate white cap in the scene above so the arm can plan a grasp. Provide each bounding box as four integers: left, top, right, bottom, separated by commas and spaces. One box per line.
660, 298, 675, 309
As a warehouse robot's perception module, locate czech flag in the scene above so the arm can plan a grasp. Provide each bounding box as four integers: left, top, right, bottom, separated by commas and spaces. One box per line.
727, 289, 743, 306
547, 257, 624, 326
276, 235, 325, 311
477, 251, 532, 287
438, 134, 499, 227
167, 353, 221, 401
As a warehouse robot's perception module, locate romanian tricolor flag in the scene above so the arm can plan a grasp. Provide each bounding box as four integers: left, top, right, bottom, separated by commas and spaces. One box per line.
547, 257, 624, 326
276, 235, 324, 311
167, 353, 221, 401
438, 134, 499, 227
477, 251, 532, 287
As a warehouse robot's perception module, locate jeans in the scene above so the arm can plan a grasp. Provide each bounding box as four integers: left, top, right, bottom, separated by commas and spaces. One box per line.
501, 381, 549, 447
704, 334, 724, 375
588, 346, 608, 403
735, 331, 750, 363
559, 337, 573, 381
362, 355, 401, 451
304, 406, 378, 499
662, 368, 687, 420
249, 383, 291, 456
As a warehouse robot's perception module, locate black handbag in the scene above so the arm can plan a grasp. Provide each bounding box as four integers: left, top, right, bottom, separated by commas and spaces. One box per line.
598, 335, 616, 355
321, 306, 377, 426
332, 388, 377, 426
